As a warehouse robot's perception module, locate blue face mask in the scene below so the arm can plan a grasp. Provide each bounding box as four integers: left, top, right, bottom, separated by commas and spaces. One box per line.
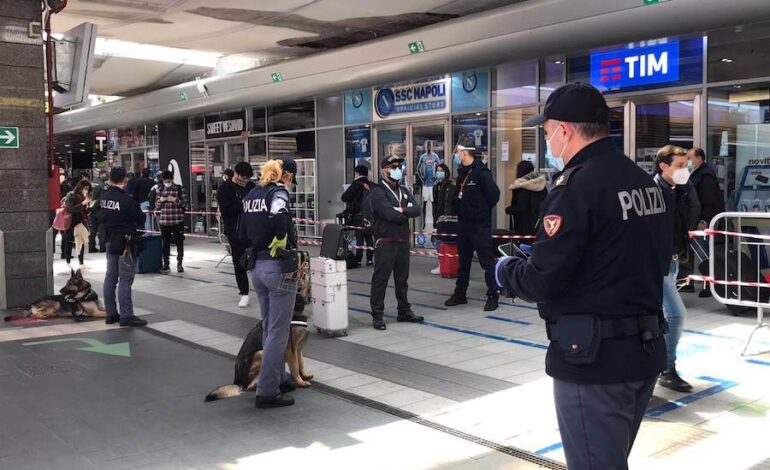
453, 153, 461, 166
435, 170, 446, 181
388, 167, 403, 181
545, 128, 566, 172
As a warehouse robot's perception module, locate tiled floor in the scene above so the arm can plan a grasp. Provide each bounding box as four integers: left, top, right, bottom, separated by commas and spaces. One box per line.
2, 237, 769, 469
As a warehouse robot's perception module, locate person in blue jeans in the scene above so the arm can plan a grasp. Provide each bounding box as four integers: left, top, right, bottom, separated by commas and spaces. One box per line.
653, 145, 700, 392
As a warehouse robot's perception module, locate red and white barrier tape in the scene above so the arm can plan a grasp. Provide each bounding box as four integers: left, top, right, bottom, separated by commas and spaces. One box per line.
688, 274, 770, 290
689, 229, 770, 242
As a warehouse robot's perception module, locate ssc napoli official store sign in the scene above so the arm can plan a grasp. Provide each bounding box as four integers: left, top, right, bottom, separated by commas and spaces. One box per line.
373, 76, 451, 121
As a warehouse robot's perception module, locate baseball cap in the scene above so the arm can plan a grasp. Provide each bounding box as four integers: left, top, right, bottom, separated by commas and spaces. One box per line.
381, 154, 405, 169
524, 82, 609, 127
109, 167, 127, 183
276, 157, 298, 184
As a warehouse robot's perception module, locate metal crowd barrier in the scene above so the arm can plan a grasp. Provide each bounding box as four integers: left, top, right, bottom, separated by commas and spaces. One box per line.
689, 212, 770, 355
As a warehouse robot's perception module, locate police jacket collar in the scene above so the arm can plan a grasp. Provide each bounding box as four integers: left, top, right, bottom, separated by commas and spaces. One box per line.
457, 158, 485, 177
562, 137, 615, 171
107, 185, 125, 193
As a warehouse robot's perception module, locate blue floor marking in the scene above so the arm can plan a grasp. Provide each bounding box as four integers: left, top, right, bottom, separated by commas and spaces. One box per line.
348, 307, 548, 350
535, 442, 563, 456
347, 278, 539, 311
676, 343, 710, 358
486, 315, 532, 326
349, 292, 448, 311
746, 359, 770, 367
645, 376, 738, 418
683, 328, 770, 346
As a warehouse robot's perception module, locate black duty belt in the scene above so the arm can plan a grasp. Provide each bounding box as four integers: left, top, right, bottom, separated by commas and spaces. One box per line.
547, 314, 661, 342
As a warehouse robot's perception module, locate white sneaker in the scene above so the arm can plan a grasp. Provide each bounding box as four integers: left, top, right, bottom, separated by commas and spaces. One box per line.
238, 295, 250, 308
431, 266, 441, 275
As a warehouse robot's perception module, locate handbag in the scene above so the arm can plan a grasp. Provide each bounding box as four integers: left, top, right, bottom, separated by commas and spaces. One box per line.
52, 205, 72, 231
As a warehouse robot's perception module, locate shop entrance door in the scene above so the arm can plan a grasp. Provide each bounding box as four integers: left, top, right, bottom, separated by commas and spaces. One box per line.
189, 139, 246, 234
374, 120, 449, 245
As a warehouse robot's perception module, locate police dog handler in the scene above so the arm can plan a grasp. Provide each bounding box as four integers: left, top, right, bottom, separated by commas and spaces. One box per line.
495, 83, 669, 470
239, 157, 301, 409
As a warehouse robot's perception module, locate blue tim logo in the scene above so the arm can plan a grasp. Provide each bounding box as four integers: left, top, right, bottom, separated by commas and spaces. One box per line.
590, 40, 680, 90
462, 73, 477, 93
375, 88, 396, 118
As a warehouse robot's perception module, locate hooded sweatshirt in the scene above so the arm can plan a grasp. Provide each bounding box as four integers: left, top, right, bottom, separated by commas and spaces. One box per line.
505, 172, 547, 235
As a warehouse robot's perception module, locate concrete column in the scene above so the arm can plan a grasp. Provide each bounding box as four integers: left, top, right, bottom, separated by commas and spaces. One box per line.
0, 1, 49, 309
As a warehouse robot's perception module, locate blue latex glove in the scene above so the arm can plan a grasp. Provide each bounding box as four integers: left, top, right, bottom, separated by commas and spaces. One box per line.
495, 255, 514, 288
519, 243, 533, 255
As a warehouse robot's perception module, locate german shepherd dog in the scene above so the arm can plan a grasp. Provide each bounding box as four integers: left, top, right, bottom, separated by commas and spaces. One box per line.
205, 251, 313, 402
4, 269, 106, 322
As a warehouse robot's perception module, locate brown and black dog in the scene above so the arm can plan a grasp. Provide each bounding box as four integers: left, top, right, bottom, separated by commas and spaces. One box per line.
4, 269, 106, 322
205, 251, 313, 402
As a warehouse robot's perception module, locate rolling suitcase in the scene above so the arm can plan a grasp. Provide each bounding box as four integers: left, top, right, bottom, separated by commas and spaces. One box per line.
438, 242, 459, 278
310, 257, 348, 337
136, 235, 162, 274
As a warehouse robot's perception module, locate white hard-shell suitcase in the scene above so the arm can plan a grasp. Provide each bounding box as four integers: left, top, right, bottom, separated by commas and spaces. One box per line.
310, 257, 349, 337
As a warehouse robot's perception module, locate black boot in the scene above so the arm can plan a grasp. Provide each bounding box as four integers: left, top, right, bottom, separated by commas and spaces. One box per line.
177, 262, 184, 273
445, 293, 468, 306
484, 296, 499, 312
372, 316, 386, 330
255, 393, 294, 409
119, 316, 148, 327
397, 311, 424, 323
161, 262, 170, 274
658, 366, 693, 393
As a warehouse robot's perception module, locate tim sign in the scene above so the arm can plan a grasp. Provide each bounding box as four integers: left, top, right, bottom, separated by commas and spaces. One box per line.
590, 39, 680, 90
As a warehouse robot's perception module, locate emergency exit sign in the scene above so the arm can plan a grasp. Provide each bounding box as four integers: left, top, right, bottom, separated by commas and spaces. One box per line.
0, 127, 19, 148
643, 0, 671, 4
271, 72, 283, 83
408, 41, 425, 54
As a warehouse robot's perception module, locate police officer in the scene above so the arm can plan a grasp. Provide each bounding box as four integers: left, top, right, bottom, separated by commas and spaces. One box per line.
445, 135, 501, 312
239, 157, 299, 409
495, 83, 669, 470
368, 155, 424, 330
97, 167, 147, 327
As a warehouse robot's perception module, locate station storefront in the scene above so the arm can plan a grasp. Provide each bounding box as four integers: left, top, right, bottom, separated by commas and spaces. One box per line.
77, 19, 770, 237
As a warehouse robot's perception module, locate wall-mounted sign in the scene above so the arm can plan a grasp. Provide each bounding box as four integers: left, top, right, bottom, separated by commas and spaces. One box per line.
590, 39, 680, 91
452, 69, 489, 113
0, 126, 19, 148
345, 126, 371, 159
344, 89, 372, 125
205, 110, 246, 139
373, 76, 450, 121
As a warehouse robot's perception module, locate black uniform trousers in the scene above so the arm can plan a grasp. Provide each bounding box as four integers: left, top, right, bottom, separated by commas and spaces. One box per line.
370, 240, 411, 319
355, 228, 374, 264
225, 230, 250, 295
554, 376, 657, 470
455, 225, 499, 298
88, 216, 105, 252
160, 223, 184, 266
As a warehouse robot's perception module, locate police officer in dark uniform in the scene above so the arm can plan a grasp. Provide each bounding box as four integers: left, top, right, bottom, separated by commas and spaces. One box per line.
445, 136, 501, 311
239, 157, 300, 409
495, 83, 669, 470
369, 155, 424, 330
97, 167, 147, 327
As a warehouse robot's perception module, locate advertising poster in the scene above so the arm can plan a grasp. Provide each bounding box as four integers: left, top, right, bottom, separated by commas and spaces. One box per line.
345, 126, 371, 159
344, 89, 372, 125
452, 69, 490, 113
373, 76, 451, 122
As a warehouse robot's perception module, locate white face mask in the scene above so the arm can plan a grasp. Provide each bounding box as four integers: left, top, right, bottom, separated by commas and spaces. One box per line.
164, 182, 173, 188
672, 167, 690, 185
545, 124, 567, 172
82, 189, 89, 196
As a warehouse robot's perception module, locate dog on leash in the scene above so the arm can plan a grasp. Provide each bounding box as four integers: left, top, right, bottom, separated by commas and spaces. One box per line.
4, 269, 106, 322
205, 251, 313, 402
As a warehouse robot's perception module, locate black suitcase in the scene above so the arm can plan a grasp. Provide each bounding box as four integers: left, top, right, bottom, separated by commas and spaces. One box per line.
320, 224, 353, 260
136, 235, 163, 274
699, 243, 770, 315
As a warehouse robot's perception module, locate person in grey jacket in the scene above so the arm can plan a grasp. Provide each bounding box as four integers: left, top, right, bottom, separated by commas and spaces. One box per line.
369, 155, 424, 331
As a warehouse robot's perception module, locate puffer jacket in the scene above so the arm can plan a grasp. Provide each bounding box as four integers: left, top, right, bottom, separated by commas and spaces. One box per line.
505, 172, 547, 235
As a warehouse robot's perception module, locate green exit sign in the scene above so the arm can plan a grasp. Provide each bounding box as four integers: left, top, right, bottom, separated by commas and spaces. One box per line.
271, 72, 283, 83
643, 0, 670, 4
0, 126, 19, 148
408, 41, 425, 54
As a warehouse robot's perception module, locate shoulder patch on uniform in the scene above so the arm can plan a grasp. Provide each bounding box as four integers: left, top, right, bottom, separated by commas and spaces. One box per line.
542, 215, 562, 237
553, 166, 581, 188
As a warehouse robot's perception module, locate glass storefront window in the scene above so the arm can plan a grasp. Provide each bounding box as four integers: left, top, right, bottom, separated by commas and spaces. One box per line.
268, 101, 315, 132
708, 21, 770, 83
344, 126, 372, 182
250, 106, 266, 133
268, 131, 316, 159
707, 82, 770, 209
491, 108, 537, 230
189, 115, 205, 141
540, 58, 565, 102
635, 100, 694, 174
492, 60, 537, 108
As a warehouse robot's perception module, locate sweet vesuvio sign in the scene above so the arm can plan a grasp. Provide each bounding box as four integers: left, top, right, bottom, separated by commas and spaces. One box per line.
205, 110, 246, 139
374, 77, 451, 121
